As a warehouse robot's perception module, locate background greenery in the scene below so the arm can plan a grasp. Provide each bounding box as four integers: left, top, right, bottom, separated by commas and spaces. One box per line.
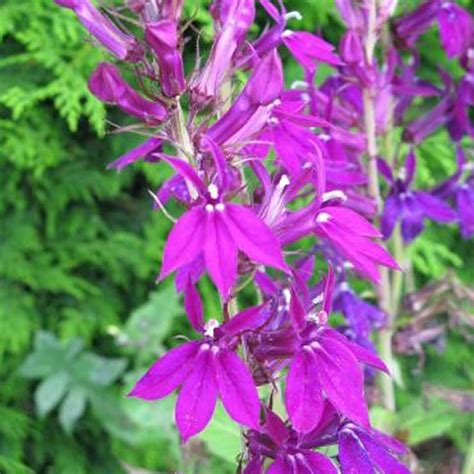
0, 0, 472, 473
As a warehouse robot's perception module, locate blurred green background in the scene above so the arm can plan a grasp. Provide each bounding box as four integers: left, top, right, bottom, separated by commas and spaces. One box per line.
0, 0, 473, 473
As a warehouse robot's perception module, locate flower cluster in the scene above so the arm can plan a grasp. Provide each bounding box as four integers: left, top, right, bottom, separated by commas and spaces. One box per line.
54, 0, 473, 472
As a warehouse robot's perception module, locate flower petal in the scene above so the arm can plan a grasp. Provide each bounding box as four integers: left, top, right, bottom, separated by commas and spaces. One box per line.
316, 337, 370, 427
304, 451, 338, 473
215, 349, 260, 429
183, 278, 204, 332
204, 211, 238, 298
128, 341, 200, 400
175, 346, 218, 441
159, 207, 206, 280
223, 203, 287, 271
339, 431, 376, 474
285, 350, 324, 433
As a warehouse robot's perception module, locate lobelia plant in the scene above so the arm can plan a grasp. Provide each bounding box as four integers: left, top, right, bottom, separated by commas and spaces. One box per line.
52, 0, 473, 472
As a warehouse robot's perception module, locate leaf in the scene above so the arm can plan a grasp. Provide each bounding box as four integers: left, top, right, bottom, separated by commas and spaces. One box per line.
199, 402, 241, 465
59, 387, 87, 434
35, 372, 70, 417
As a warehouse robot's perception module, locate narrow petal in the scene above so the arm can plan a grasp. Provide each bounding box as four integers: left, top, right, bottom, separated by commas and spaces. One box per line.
175, 346, 218, 441
129, 341, 200, 400
339, 431, 376, 474
263, 409, 289, 446
303, 451, 338, 474
223, 204, 287, 271
285, 350, 324, 433
183, 278, 204, 332
158, 154, 206, 195
416, 191, 457, 223
381, 193, 403, 239
159, 208, 206, 280
108, 137, 163, 170
215, 349, 260, 429
457, 186, 474, 239
221, 304, 267, 337
316, 337, 370, 427
359, 432, 411, 474
267, 457, 290, 474
204, 211, 238, 298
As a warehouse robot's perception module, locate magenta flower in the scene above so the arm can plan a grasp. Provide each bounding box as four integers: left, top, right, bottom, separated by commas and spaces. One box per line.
129, 305, 267, 441
157, 154, 287, 299
244, 409, 338, 474
88, 63, 168, 124
315, 206, 400, 283
54, 0, 142, 61
145, 20, 186, 97
108, 137, 163, 170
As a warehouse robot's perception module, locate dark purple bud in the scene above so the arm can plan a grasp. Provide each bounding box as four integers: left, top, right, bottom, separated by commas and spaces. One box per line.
89, 62, 168, 124
145, 20, 186, 97
54, 0, 142, 62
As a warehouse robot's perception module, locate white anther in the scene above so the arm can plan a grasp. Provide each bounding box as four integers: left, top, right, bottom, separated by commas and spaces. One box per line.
272, 98, 282, 107
208, 183, 219, 199
322, 190, 347, 202
211, 345, 220, 354
200, 343, 211, 351
215, 203, 225, 212
307, 311, 318, 322
282, 29, 294, 38
285, 11, 303, 21
300, 93, 310, 103
278, 174, 290, 189
316, 212, 331, 223
302, 344, 313, 353
319, 133, 331, 141
268, 117, 279, 125
468, 48, 474, 59
205, 204, 215, 212
204, 319, 220, 338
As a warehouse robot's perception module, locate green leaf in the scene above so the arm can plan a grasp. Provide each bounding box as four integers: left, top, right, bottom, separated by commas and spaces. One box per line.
58, 387, 87, 434
199, 402, 241, 465
35, 371, 70, 417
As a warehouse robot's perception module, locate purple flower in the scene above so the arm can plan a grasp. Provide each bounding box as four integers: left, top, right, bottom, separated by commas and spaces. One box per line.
244, 409, 338, 474
190, 0, 255, 104
54, 0, 142, 61
130, 304, 267, 441
88, 62, 168, 124
157, 154, 287, 299
437, 2, 472, 59
378, 150, 457, 242
205, 50, 284, 146
339, 423, 410, 474
315, 206, 400, 283
145, 20, 186, 97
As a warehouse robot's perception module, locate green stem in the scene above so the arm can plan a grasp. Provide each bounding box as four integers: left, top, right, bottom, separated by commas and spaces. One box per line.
462, 428, 474, 474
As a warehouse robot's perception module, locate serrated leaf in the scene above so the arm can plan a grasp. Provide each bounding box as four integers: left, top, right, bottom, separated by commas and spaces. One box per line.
35, 372, 70, 417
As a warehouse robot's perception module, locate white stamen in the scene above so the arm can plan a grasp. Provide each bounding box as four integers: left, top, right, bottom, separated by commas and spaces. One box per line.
272, 98, 282, 107
215, 203, 225, 212
282, 288, 292, 305
211, 345, 220, 354
278, 175, 290, 189
468, 48, 474, 59
200, 343, 211, 351
205, 204, 215, 212
300, 92, 310, 103
302, 344, 313, 353
268, 117, 279, 125
282, 29, 294, 38
322, 190, 347, 202
319, 133, 330, 141
208, 183, 219, 199
204, 319, 219, 338
316, 212, 331, 223
339, 282, 350, 291
291, 80, 308, 90
285, 11, 303, 21
312, 293, 324, 305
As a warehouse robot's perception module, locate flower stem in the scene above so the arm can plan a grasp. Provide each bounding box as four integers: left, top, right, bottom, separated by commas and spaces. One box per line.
362, 0, 397, 414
